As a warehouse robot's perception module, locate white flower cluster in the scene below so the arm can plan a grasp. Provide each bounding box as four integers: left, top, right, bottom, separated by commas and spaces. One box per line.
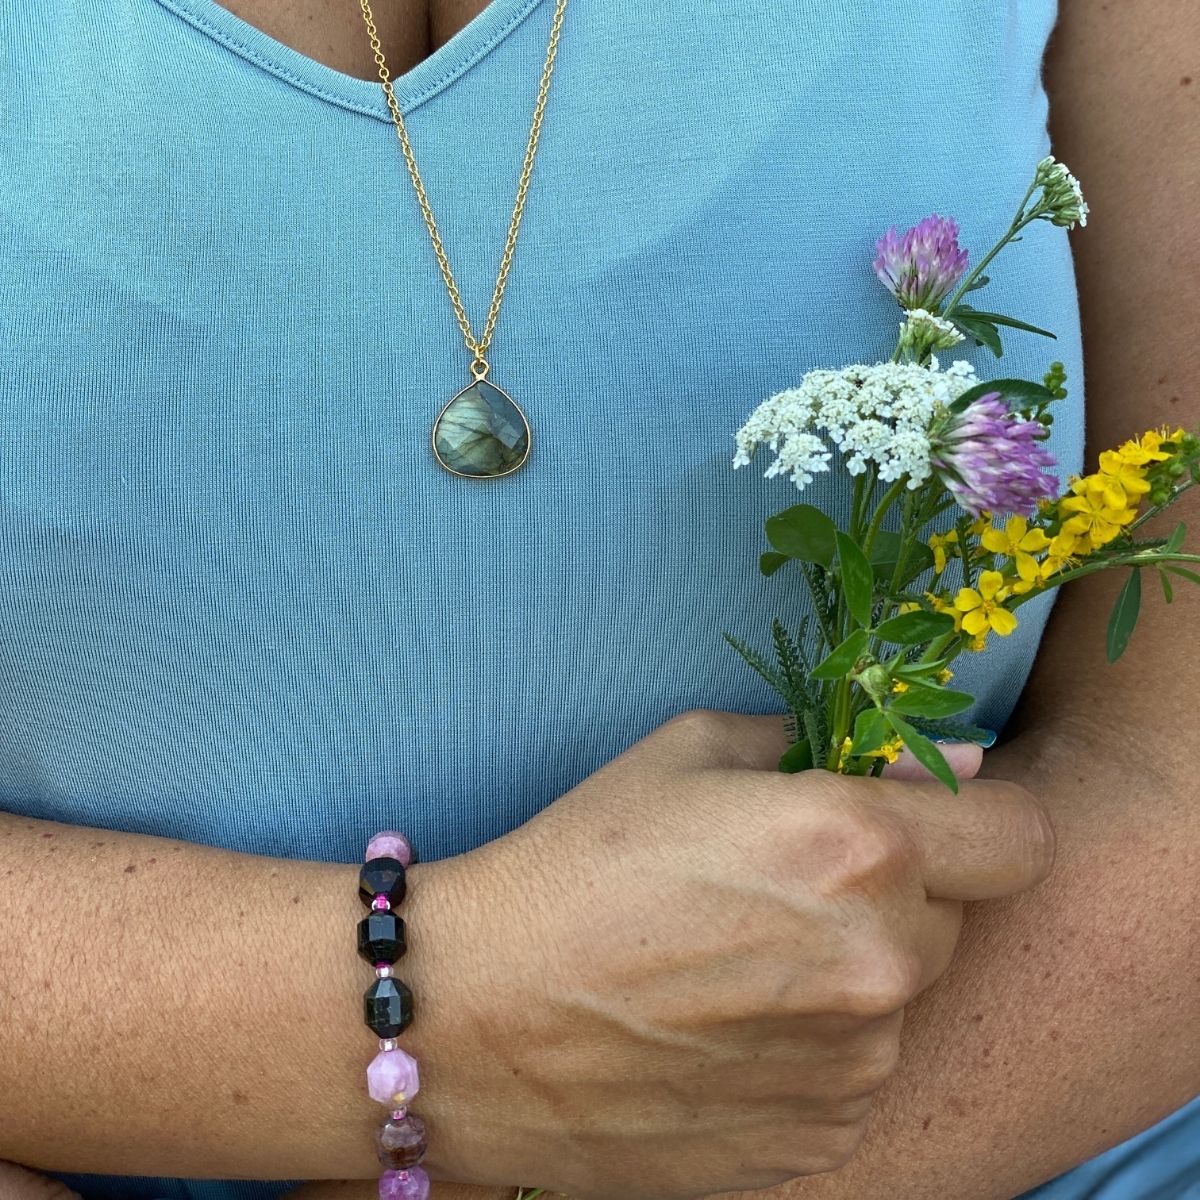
733, 359, 979, 492
899, 308, 965, 353
1035, 155, 1089, 229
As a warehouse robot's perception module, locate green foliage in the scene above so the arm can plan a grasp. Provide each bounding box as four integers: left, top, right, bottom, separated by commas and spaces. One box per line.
869, 530, 935, 586
889, 686, 975, 718
947, 377, 1057, 416
778, 738, 814, 773
811, 628, 870, 680
851, 708, 889, 756
836, 532, 875, 628
760, 551, 789, 577
874, 610, 956, 645
950, 312, 1003, 357
1106, 569, 1142, 662
884, 713, 959, 793
953, 305, 1056, 340
765, 504, 837, 567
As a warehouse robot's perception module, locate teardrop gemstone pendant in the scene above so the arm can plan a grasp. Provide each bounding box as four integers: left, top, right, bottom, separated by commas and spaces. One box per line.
432, 378, 531, 478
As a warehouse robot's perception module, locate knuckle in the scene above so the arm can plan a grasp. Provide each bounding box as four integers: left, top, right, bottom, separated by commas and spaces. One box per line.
842, 1029, 904, 1095
825, 950, 921, 1020
658, 707, 730, 749
803, 1121, 870, 1175
809, 802, 919, 896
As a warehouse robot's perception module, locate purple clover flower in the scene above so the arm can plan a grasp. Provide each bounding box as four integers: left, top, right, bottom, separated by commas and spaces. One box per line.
930, 392, 1058, 517
874, 215, 970, 311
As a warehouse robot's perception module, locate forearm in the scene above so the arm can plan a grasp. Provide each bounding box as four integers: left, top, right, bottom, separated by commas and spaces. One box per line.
0, 811, 415, 1178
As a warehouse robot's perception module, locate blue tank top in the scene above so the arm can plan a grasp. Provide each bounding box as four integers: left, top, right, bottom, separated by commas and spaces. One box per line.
2, 0, 1194, 1196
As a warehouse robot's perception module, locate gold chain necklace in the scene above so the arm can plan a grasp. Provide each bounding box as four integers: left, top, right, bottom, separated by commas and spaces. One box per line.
356, 0, 569, 479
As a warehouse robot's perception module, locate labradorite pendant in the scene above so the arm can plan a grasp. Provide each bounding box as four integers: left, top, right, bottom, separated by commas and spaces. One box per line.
432, 378, 531, 478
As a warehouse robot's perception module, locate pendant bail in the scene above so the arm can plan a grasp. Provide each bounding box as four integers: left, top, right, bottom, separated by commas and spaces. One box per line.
469, 356, 491, 381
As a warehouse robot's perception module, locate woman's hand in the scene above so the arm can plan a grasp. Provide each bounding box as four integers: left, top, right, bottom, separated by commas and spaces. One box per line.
0, 1160, 81, 1199
403, 711, 1052, 1200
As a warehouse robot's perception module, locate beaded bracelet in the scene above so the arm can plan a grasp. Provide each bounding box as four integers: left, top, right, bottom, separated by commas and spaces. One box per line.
360, 830, 429, 1200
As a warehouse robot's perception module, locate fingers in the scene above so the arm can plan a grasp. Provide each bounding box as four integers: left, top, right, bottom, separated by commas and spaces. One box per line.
884, 740, 983, 782
873, 774, 1055, 901
0, 1161, 82, 1200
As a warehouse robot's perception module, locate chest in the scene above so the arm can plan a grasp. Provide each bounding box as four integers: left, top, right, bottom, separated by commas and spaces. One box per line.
209, 0, 496, 78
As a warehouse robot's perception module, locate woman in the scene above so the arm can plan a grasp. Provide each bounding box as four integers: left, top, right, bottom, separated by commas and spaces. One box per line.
0, 1, 1196, 1198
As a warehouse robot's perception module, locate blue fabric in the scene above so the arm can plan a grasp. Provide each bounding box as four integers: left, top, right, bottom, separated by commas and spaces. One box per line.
0, 0, 1193, 1196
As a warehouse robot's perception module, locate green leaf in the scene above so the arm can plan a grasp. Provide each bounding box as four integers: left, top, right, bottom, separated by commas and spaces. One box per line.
1159, 568, 1175, 604
951, 313, 1003, 358
868, 530, 935, 586
947, 378, 1057, 416
778, 737, 813, 774
874, 610, 956, 645
760, 551, 789, 577
904, 716, 994, 747
889, 686, 975, 718
954, 305, 1057, 340
1165, 522, 1187, 554
836, 532, 875, 629
851, 708, 889, 756
885, 713, 959, 793
1106, 568, 1142, 663
723, 633, 786, 696
810, 628, 870, 680
765, 504, 837, 567
1165, 565, 1200, 586
893, 658, 952, 681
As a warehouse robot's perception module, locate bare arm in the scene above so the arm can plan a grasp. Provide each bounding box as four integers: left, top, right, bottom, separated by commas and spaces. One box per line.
0, 814, 398, 1177
735, 2, 1200, 1196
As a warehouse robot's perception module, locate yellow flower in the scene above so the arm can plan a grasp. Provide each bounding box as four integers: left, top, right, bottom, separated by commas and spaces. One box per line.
891, 680, 910, 694
953, 570, 1019, 638
866, 737, 903, 764
926, 590, 964, 632
1118, 429, 1177, 465
1092, 450, 1152, 510
896, 601, 922, 615
928, 529, 958, 575
1059, 477, 1135, 547
967, 633, 988, 652
936, 668, 954, 685
981, 515, 1051, 578
969, 513, 993, 536
1008, 553, 1043, 595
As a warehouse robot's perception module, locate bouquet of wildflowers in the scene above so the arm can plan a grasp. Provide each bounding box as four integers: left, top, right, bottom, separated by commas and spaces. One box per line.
729, 159, 1200, 791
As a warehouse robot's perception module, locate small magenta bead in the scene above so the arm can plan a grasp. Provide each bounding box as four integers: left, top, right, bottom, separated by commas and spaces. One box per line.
366, 831, 414, 867
379, 1165, 429, 1200
371, 894, 391, 912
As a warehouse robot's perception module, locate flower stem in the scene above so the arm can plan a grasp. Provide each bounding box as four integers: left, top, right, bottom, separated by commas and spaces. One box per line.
862, 478, 908, 557
940, 198, 1043, 317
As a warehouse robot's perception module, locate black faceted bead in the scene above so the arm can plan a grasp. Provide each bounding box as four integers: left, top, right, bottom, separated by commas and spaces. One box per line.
359, 857, 407, 909
358, 911, 407, 965
364, 976, 413, 1038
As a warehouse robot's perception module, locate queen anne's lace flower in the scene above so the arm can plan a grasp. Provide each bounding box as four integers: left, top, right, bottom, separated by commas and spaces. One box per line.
1035, 156, 1089, 229
898, 308, 965, 354
733, 360, 980, 492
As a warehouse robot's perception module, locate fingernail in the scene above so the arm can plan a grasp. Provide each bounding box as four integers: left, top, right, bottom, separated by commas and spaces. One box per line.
930, 728, 997, 749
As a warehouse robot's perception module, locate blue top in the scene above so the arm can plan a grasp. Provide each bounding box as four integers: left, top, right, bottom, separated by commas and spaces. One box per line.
1, 0, 1194, 1196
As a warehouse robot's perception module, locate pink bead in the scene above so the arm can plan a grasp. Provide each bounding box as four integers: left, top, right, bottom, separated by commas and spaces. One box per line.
371, 894, 391, 912
391, 1107, 407, 1120
367, 1047, 420, 1107
366, 831, 414, 867
379, 1166, 430, 1200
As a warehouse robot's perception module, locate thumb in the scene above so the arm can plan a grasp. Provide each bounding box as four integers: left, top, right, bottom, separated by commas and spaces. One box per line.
0, 1161, 82, 1200
884, 739, 985, 782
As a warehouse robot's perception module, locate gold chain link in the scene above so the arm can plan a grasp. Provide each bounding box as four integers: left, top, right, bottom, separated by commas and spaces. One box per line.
356, 0, 569, 369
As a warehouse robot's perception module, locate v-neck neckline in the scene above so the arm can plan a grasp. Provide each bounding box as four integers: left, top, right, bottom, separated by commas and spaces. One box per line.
150, 0, 549, 120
